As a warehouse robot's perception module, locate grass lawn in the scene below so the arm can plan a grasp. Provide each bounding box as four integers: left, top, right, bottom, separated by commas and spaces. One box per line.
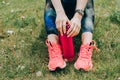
0, 0, 120, 80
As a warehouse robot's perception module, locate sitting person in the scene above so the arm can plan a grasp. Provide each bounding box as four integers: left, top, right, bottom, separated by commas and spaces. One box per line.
44, 0, 98, 71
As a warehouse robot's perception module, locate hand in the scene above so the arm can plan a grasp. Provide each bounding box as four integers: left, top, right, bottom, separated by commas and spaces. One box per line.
56, 12, 69, 36
67, 13, 82, 37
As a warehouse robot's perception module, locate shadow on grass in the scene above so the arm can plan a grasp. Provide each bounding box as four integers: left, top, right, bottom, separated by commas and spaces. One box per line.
110, 10, 120, 25
29, 24, 49, 75
31, 25, 47, 56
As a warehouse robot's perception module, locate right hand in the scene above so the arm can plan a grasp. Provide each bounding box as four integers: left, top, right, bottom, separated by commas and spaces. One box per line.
56, 12, 69, 36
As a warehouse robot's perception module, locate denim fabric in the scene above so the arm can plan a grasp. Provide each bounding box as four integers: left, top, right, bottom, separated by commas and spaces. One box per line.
44, 0, 94, 35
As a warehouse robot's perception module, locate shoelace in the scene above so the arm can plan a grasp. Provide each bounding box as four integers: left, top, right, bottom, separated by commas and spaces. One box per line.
90, 40, 100, 52
46, 40, 62, 59
49, 46, 61, 58
80, 40, 99, 59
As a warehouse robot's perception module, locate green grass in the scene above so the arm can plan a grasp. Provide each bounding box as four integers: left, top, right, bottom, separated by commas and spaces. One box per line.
0, 0, 120, 80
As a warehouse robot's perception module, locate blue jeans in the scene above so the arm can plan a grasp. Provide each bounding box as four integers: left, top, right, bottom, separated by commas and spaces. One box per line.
44, 0, 94, 35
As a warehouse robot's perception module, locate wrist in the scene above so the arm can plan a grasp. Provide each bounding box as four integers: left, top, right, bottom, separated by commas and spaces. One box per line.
56, 10, 65, 15
75, 9, 84, 19
74, 12, 82, 21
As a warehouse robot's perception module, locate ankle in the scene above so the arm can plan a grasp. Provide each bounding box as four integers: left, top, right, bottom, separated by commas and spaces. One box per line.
47, 34, 59, 44
82, 32, 92, 45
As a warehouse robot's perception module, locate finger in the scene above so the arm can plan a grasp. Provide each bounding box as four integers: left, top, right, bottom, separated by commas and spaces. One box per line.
71, 25, 78, 37
75, 25, 81, 35
63, 20, 66, 34
67, 23, 75, 35
67, 24, 76, 37
56, 22, 60, 31
59, 21, 63, 36
72, 26, 80, 37
76, 25, 81, 35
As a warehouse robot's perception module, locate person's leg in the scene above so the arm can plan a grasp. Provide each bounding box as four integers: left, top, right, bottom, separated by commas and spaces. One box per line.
82, 32, 92, 45
81, 0, 94, 44
47, 34, 59, 44
74, 0, 98, 71
44, 0, 66, 71
44, 0, 58, 43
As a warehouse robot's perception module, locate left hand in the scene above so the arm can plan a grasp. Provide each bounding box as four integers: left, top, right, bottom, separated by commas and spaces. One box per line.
67, 13, 82, 37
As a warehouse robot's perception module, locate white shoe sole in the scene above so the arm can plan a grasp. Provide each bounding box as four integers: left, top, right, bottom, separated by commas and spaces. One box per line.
74, 63, 93, 71
48, 61, 66, 71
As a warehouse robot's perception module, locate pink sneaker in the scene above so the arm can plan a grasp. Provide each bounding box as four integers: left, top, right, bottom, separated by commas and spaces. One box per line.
74, 40, 99, 71
46, 39, 66, 71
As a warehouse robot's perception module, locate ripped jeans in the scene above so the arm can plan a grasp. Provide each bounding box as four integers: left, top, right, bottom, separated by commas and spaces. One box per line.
44, 0, 94, 35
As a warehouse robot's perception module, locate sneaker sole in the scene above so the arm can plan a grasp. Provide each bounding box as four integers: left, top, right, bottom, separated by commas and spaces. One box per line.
48, 61, 66, 71
74, 63, 93, 71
